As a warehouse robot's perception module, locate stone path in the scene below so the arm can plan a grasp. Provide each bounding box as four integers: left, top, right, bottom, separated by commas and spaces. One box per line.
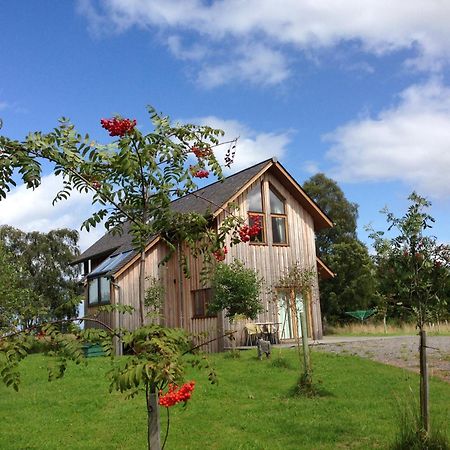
310, 335, 450, 383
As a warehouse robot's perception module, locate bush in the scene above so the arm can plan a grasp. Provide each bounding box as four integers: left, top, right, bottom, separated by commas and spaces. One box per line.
208, 259, 263, 319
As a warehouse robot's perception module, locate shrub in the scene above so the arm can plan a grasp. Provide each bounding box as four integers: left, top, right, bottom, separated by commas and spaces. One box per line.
208, 259, 263, 320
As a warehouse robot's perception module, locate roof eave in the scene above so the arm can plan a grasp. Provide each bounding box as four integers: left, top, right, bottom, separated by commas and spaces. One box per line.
111, 236, 160, 279
71, 247, 120, 266
316, 256, 335, 279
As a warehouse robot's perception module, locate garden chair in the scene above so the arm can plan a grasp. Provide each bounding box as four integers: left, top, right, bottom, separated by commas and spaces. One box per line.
244, 323, 261, 346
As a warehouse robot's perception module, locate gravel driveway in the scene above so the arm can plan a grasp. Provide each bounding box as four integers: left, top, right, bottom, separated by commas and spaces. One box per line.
312, 335, 450, 383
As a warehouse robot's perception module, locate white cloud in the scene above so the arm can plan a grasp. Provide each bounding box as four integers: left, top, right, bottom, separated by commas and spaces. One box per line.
166, 35, 207, 61
325, 79, 450, 197
198, 43, 290, 88
0, 174, 104, 251
191, 116, 291, 173
303, 160, 320, 175
79, 0, 450, 86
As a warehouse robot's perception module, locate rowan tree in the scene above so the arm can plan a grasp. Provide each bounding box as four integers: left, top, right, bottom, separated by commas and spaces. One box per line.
0, 106, 246, 450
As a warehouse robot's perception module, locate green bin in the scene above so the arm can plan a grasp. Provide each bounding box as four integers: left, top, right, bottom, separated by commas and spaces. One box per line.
82, 343, 105, 358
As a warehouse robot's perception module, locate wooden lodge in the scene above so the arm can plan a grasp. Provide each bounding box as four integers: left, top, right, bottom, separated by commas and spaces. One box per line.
73, 158, 333, 352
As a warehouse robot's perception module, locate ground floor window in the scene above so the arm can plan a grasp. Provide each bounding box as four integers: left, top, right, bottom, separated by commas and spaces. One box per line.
88, 277, 110, 305
192, 288, 215, 318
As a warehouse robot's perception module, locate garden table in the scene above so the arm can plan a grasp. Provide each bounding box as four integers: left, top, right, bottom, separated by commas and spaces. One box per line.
254, 322, 281, 344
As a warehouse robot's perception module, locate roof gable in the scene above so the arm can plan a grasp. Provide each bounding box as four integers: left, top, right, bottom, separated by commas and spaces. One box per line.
170, 159, 271, 214
269, 161, 332, 230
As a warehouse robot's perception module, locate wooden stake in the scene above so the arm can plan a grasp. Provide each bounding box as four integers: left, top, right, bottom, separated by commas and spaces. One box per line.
419, 329, 429, 434
146, 383, 161, 450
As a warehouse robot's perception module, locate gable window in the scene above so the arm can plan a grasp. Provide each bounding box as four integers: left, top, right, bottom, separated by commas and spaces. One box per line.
88, 276, 110, 305
192, 288, 216, 318
247, 184, 266, 244
269, 185, 288, 245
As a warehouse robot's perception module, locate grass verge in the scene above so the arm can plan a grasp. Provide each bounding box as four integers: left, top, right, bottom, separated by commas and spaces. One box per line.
326, 321, 450, 337
0, 349, 449, 449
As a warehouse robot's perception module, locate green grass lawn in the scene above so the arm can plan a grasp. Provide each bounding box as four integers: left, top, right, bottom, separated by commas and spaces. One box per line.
1, 349, 449, 450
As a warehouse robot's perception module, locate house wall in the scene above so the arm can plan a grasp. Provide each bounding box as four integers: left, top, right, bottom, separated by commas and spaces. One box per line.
158, 242, 223, 353
107, 240, 222, 352
217, 171, 323, 342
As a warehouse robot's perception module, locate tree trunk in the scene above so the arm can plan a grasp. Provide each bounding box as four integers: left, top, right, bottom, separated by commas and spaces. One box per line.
146, 383, 161, 450
383, 313, 387, 335
230, 318, 237, 352
419, 329, 429, 434
177, 243, 184, 329
113, 283, 123, 356
139, 250, 146, 327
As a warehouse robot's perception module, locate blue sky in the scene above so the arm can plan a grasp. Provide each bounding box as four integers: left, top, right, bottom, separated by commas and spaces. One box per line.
1, 1, 450, 251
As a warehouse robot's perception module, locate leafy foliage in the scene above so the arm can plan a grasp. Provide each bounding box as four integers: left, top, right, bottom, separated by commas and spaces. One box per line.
302, 173, 358, 256
277, 263, 316, 293
321, 240, 377, 321
0, 320, 212, 399
1, 107, 245, 330
110, 325, 190, 396
0, 333, 31, 391
0, 225, 81, 328
0, 106, 244, 449
0, 107, 239, 259
370, 192, 450, 436
0, 243, 31, 333
303, 173, 376, 323
208, 259, 263, 319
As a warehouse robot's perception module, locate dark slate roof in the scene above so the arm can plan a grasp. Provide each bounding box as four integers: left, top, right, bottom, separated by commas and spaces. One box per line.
171, 159, 270, 214
73, 158, 272, 265
72, 220, 136, 264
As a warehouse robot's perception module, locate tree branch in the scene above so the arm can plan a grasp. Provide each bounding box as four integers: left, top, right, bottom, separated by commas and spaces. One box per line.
0, 316, 116, 341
